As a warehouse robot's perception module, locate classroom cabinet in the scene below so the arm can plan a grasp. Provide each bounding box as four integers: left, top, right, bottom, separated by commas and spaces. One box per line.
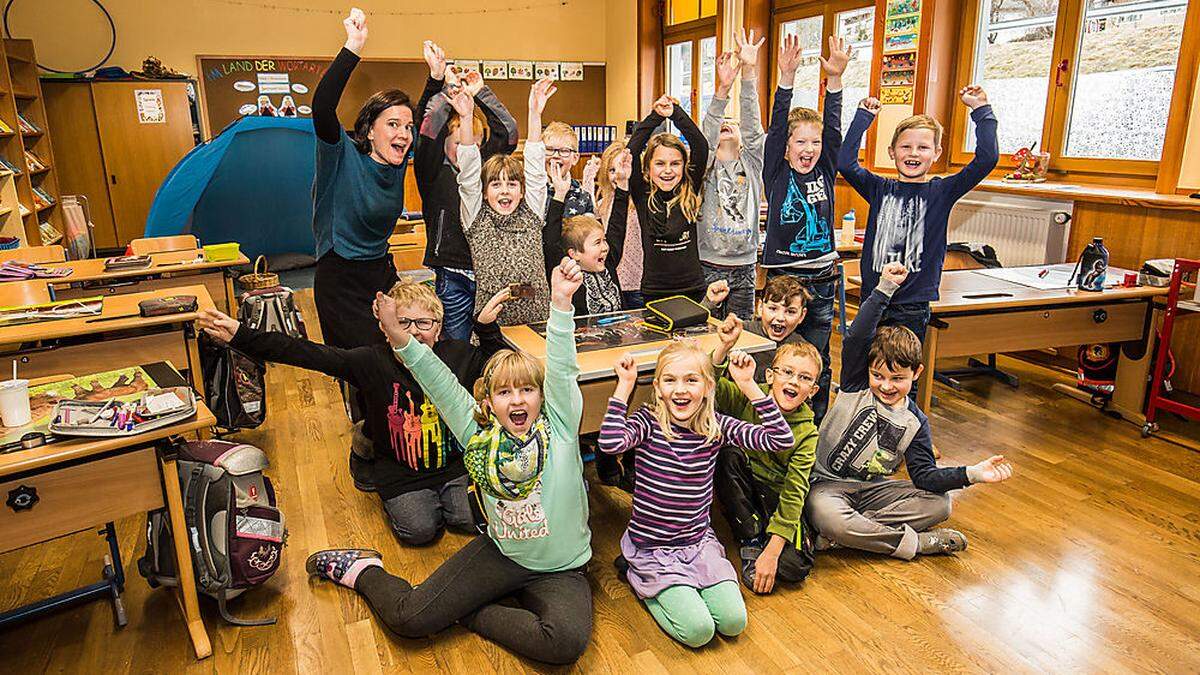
42, 80, 194, 249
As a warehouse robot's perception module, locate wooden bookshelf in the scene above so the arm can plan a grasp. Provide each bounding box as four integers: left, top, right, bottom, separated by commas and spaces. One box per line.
0, 38, 61, 245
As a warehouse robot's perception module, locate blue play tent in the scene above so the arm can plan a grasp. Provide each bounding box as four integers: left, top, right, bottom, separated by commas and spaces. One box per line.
145, 116, 317, 261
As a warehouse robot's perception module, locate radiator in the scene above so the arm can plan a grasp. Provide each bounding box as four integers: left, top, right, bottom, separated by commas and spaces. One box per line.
947, 193, 1073, 266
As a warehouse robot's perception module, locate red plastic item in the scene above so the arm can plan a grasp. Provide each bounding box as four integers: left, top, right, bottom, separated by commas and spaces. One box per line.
1143, 258, 1200, 437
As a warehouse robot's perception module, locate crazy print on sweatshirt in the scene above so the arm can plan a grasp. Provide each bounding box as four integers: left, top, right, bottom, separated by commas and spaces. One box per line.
870, 193, 928, 273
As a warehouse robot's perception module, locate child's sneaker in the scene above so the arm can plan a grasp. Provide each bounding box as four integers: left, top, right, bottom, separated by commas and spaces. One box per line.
738, 546, 762, 591
305, 548, 383, 588
917, 529, 968, 555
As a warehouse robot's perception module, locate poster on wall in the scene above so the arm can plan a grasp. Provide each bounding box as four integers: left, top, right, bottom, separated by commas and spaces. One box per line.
559, 62, 584, 81
880, 86, 914, 105
508, 61, 533, 80
201, 57, 325, 126
135, 89, 165, 124
483, 60, 509, 79
534, 62, 560, 80
452, 59, 481, 76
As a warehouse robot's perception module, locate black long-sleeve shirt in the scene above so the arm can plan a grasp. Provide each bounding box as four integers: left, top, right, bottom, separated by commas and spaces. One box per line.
229, 322, 504, 499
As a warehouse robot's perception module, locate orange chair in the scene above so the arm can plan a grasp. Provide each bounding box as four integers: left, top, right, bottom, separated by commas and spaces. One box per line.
0, 245, 66, 264
129, 235, 198, 255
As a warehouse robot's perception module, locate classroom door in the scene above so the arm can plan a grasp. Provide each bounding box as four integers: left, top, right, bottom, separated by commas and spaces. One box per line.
92, 82, 194, 246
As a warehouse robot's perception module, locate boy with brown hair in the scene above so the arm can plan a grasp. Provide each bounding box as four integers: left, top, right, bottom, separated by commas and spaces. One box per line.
804, 262, 1013, 560
706, 273, 809, 382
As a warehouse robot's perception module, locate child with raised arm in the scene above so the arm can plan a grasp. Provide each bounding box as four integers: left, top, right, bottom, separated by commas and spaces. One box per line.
760, 35, 852, 424
198, 281, 511, 545
805, 262, 1013, 560
596, 140, 645, 308
302, 258, 593, 665
541, 121, 596, 217
616, 94, 710, 303
706, 273, 810, 382
698, 29, 767, 321
455, 78, 554, 326
837, 86, 999, 345
598, 340, 794, 648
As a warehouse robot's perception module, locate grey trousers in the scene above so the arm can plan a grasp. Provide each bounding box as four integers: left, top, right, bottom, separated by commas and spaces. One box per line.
382, 474, 474, 545
805, 479, 951, 560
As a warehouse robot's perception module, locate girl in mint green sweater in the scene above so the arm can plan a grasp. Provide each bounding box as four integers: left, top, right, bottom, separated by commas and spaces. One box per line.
303, 258, 593, 666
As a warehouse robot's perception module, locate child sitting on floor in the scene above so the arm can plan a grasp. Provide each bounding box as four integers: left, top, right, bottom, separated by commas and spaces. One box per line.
706, 273, 809, 382
804, 261, 1014, 560
598, 339, 794, 648
197, 280, 510, 545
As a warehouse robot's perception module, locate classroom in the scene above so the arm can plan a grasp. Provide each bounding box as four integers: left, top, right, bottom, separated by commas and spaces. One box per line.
0, 0, 1198, 671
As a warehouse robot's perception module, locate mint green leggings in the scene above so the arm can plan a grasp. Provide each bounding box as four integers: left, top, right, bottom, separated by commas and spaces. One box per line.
643, 581, 747, 648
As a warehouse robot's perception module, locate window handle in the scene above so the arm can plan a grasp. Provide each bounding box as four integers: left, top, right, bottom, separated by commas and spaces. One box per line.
1054, 59, 1069, 87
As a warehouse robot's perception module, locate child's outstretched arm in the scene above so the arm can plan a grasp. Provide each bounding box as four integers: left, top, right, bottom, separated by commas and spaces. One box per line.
720, 351, 795, 452
415, 40, 447, 131
840, 261, 907, 393
544, 162, 570, 275
837, 97, 883, 199
199, 309, 359, 383
817, 35, 850, 173
702, 51, 740, 167
604, 150, 633, 275
764, 33, 801, 186
542, 257, 585, 432
597, 353, 652, 454
452, 90, 483, 230
470, 71, 520, 159
669, 101, 709, 189
736, 28, 767, 176
524, 78, 556, 214
473, 287, 513, 360
941, 85, 999, 200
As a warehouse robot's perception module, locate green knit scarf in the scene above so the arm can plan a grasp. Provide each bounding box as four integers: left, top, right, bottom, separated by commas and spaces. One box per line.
463, 414, 549, 500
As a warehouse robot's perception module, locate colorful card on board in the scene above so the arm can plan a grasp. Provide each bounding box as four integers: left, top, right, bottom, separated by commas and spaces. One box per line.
508, 61, 533, 80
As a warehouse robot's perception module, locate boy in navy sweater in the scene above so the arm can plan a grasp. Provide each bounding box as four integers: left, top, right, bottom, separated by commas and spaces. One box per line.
836, 86, 999, 346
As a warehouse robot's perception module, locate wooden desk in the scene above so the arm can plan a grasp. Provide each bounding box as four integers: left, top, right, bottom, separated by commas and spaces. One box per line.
0, 393, 216, 658
502, 316, 776, 433
388, 222, 426, 272
0, 285, 215, 396
920, 268, 1167, 425
43, 249, 248, 315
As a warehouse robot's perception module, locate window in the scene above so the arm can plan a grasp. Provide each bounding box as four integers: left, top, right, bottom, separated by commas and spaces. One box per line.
779, 15, 825, 111
836, 7, 876, 147
667, 41, 694, 117
698, 36, 717, 115
667, 0, 717, 26
1063, 0, 1187, 160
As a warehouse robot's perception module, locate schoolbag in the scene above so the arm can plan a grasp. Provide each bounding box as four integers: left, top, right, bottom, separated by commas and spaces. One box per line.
138, 439, 285, 626
240, 285, 307, 339
199, 332, 267, 429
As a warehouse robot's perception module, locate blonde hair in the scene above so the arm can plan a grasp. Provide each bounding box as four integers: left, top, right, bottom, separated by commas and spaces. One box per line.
773, 340, 823, 372
387, 278, 443, 322
562, 215, 605, 253
471, 349, 545, 426
652, 340, 720, 443
891, 114, 943, 148
542, 121, 578, 150
596, 140, 627, 219
642, 133, 702, 223
787, 107, 822, 137
447, 109, 488, 143
481, 153, 525, 193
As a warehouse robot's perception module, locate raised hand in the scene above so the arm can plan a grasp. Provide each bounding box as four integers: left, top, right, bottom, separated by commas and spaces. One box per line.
613, 149, 633, 189
717, 313, 743, 348
820, 35, 853, 79
529, 77, 558, 116
735, 28, 765, 72
477, 287, 512, 325
614, 353, 637, 388
706, 279, 731, 306
652, 94, 675, 118
967, 455, 1014, 484
423, 40, 446, 80
343, 7, 368, 54
859, 97, 881, 113
728, 350, 756, 384
715, 51, 740, 95
449, 89, 474, 118
549, 160, 571, 200
550, 256, 583, 311
778, 34, 802, 83
374, 292, 409, 349
198, 309, 239, 344
960, 84, 989, 110
881, 260, 909, 286
463, 69, 485, 97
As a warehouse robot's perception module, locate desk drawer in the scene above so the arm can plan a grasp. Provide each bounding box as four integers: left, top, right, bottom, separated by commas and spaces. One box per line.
2, 331, 190, 383
0, 447, 163, 554
935, 302, 1147, 358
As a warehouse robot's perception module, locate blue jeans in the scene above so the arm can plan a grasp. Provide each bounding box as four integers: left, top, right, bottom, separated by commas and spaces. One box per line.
880, 301, 932, 401
702, 262, 757, 322
767, 267, 835, 424
434, 267, 477, 342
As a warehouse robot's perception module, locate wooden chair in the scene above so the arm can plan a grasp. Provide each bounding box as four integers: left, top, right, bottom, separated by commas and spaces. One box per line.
0, 245, 66, 264
0, 279, 52, 307
129, 235, 198, 255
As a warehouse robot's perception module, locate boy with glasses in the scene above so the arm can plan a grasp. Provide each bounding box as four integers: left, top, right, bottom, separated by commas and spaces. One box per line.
542, 122, 595, 217
198, 279, 512, 546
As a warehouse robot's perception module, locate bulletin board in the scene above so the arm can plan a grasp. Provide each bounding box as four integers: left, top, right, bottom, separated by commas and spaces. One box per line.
196, 55, 607, 139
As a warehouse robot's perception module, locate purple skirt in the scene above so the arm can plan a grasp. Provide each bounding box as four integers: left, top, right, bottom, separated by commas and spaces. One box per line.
620, 528, 737, 599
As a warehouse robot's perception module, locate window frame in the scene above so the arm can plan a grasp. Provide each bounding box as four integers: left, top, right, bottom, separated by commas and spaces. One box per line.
662, 15, 721, 122
949, 0, 1190, 179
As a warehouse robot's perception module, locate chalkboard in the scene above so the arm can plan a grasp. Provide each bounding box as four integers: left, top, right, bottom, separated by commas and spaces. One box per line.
196, 55, 607, 139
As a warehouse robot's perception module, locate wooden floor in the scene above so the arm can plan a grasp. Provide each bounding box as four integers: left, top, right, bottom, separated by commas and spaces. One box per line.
3, 288, 1199, 674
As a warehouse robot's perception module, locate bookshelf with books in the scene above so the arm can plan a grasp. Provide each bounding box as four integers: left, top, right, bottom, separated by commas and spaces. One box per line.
0, 38, 61, 245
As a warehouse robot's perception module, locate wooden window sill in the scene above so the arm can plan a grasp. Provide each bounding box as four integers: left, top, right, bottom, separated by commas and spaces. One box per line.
973, 179, 1200, 212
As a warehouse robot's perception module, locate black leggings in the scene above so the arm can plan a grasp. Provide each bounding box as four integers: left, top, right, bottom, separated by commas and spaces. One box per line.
354, 535, 592, 665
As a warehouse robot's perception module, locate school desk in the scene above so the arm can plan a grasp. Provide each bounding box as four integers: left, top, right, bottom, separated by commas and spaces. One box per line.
0, 284, 215, 398
916, 267, 1168, 426
0, 364, 216, 658
43, 249, 247, 315
502, 313, 777, 433
388, 221, 426, 272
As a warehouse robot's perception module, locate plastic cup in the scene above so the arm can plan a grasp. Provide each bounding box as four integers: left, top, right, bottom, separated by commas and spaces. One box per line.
0, 378, 31, 427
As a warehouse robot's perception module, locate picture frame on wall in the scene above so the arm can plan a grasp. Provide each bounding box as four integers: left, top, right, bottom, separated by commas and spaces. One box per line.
483, 60, 509, 79
560, 62, 584, 81
534, 62, 559, 80
508, 61, 533, 79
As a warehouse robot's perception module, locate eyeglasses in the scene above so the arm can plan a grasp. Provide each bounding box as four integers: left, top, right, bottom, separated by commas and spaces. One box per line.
545, 147, 578, 157
397, 317, 441, 331
771, 367, 816, 385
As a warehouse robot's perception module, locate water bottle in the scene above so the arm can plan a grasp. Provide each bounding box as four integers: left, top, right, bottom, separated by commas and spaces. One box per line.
1073, 236, 1109, 292
840, 209, 856, 246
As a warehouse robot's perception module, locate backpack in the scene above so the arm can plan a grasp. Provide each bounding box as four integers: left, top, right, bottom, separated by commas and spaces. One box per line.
200, 332, 267, 429
240, 285, 307, 339
137, 439, 285, 626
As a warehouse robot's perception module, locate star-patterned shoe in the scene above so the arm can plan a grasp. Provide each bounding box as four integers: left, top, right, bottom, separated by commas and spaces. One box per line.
305, 548, 383, 588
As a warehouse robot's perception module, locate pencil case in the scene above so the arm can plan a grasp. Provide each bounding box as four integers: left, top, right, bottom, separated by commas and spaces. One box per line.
202, 242, 240, 262
105, 255, 152, 271
643, 295, 709, 332
139, 294, 198, 317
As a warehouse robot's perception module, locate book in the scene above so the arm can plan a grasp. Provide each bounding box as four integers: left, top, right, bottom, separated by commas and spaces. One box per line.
23, 150, 44, 172
0, 156, 22, 175
0, 118, 12, 134
16, 112, 39, 134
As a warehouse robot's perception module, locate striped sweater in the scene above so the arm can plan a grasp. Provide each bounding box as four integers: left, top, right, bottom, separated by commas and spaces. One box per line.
598, 397, 794, 548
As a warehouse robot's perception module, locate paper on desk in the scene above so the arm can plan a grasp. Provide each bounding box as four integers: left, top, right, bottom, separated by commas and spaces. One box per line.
975, 264, 1125, 290
144, 391, 185, 414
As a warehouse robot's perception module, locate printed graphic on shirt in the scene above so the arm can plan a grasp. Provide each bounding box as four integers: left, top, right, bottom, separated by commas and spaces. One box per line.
490, 480, 551, 541
826, 406, 906, 480
780, 172, 830, 255
718, 166, 748, 227
871, 194, 927, 273
386, 384, 447, 470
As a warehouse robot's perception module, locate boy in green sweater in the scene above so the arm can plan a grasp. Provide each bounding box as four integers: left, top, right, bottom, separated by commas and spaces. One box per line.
710, 321, 821, 594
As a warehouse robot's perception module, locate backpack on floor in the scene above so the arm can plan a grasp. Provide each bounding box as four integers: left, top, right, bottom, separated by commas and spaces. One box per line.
1076, 343, 1117, 398
240, 285, 307, 339
200, 332, 267, 429
137, 439, 286, 626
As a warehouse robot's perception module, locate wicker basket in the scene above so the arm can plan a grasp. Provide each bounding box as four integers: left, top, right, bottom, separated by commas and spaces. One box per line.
239, 255, 279, 291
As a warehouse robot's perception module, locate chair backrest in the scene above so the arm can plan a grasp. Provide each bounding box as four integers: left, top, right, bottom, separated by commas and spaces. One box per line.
0, 279, 52, 307
130, 235, 199, 255
944, 249, 986, 271
0, 245, 66, 264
